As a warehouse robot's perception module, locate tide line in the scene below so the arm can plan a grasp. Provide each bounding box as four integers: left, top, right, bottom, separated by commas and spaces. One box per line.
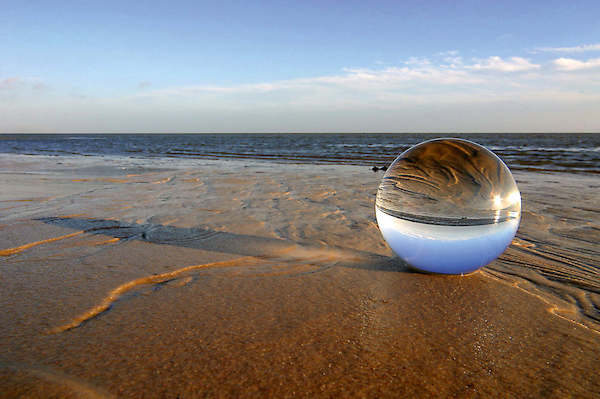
0, 231, 85, 256
49, 256, 255, 334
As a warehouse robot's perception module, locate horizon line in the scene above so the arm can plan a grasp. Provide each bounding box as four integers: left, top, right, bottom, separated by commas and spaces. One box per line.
2, 131, 599, 135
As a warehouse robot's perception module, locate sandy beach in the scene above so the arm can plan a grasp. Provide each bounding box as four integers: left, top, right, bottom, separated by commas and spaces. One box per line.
1, 153, 599, 398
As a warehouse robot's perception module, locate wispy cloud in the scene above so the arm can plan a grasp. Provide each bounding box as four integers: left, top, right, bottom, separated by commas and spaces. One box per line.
553, 57, 600, 71
144, 56, 544, 99
135, 52, 600, 105
0, 77, 48, 102
0, 77, 22, 90
437, 50, 459, 56
0, 76, 47, 91
3, 49, 599, 133
328, 65, 481, 85
467, 56, 540, 72
536, 43, 600, 53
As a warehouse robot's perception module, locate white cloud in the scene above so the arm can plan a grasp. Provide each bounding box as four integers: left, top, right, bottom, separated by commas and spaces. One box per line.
536, 43, 600, 53
468, 56, 540, 72
553, 57, 600, 71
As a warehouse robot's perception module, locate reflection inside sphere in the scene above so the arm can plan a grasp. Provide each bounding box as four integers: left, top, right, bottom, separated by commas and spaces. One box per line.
375, 138, 521, 274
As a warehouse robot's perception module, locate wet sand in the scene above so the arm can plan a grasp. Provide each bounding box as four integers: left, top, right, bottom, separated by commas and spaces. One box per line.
1, 154, 599, 398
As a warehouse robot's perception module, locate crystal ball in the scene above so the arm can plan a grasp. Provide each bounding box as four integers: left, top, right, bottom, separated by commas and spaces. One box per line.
376, 138, 521, 274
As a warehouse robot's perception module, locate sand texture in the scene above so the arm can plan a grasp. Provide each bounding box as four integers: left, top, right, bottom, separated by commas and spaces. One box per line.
1, 154, 599, 398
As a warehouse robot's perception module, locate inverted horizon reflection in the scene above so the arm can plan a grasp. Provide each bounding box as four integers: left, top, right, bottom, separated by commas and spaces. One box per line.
376, 138, 521, 274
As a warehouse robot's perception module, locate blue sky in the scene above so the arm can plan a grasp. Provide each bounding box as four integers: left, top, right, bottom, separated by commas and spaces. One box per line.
1, 0, 599, 132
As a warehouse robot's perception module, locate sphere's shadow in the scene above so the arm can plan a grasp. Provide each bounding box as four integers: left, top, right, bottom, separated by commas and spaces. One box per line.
37, 216, 419, 274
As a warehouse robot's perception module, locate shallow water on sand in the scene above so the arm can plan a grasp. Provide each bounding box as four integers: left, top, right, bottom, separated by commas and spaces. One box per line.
1, 154, 599, 397
1, 132, 599, 173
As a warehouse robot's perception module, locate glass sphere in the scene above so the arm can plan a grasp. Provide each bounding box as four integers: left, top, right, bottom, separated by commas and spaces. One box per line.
376, 138, 521, 274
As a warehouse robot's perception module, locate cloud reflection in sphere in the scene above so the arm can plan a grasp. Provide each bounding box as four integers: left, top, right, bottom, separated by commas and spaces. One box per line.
376, 138, 521, 274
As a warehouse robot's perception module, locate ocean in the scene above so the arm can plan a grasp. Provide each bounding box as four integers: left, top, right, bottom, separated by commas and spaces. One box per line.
1, 133, 599, 174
